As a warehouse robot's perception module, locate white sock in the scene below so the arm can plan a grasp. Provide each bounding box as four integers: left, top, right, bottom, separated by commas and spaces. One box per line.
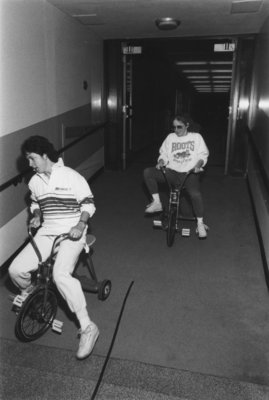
197, 217, 204, 225
76, 307, 91, 331
152, 193, 161, 203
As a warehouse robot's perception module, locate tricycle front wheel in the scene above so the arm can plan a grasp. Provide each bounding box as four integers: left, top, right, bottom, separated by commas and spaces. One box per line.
166, 208, 177, 247
15, 288, 57, 342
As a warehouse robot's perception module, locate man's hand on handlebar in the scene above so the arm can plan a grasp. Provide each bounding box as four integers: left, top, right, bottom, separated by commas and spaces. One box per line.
69, 221, 87, 240
29, 216, 41, 230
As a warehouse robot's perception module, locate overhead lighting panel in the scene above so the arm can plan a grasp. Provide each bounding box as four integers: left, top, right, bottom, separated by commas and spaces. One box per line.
210, 61, 233, 65
176, 61, 233, 66
176, 61, 208, 65
175, 54, 233, 93
187, 75, 210, 79
182, 69, 210, 73
210, 69, 232, 73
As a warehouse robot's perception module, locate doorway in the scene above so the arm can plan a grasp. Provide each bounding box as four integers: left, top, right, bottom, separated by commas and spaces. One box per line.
104, 37, 240, 172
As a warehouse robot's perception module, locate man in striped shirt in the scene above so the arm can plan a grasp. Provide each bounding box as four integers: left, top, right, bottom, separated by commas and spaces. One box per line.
9, 136, 99, 360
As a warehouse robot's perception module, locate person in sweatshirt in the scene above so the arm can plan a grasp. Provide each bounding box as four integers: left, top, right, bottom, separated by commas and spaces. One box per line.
143, 115, 209, 238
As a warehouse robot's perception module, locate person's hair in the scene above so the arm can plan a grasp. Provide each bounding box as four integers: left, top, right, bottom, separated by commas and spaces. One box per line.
173, 115, 189, 126
22, 136, 58, 162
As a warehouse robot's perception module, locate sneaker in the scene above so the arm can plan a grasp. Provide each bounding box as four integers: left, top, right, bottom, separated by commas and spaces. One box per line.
76, 322, 99, 360
196, 222, 209, 239
145, 201, 163, 213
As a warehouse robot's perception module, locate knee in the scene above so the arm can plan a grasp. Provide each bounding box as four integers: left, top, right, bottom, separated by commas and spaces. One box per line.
143, 167, 153, 180
8, 260, 19, 280
53, 270, 81, 294
188, 189, 202, 201
53, 270, 74, 288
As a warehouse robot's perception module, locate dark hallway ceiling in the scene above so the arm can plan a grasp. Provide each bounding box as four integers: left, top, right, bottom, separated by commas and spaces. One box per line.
46, 1, 267, 93
135, 38, 234, 93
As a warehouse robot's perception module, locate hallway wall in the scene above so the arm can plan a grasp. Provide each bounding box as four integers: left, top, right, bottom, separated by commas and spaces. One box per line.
0, 0, 105, 266
247, 16, 269, 273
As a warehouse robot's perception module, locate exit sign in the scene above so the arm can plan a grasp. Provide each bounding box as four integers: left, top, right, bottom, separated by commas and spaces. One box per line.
122, 46, 142, 55
214, 43, 235, 52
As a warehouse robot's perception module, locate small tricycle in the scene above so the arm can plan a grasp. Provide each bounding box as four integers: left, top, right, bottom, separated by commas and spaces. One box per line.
152, 167, 197, 247
11, 229, 111, 342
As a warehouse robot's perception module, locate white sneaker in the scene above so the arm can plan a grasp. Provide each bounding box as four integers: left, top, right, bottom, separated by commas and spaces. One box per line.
145, 201, 163, 213
76, 322, 99, 360
196, 222, 209, 239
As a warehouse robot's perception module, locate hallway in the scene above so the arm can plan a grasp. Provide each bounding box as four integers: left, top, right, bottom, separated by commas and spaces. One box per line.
1, 150, 269, 399
90, 152, 269, 383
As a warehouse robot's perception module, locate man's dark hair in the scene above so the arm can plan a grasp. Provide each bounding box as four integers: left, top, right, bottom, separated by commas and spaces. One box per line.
22, 136, 58, 162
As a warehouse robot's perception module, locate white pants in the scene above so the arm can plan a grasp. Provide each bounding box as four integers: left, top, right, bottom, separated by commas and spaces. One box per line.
9, 233, 87, 314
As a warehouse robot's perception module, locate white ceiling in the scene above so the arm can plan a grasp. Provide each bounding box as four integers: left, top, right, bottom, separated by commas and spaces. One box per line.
46, 0, 269, 40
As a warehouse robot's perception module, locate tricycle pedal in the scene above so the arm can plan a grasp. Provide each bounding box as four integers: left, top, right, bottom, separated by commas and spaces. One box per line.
153, 219, 162, 227
52, 319, 63, 333
12, 293, 29, 308
182, 228, 190, 237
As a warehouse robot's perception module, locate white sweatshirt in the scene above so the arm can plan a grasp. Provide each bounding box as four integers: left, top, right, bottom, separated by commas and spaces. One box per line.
158, 132, 209, 173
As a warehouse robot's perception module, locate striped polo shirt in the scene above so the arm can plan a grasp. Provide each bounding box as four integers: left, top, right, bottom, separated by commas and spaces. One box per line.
29, 158, 95, 235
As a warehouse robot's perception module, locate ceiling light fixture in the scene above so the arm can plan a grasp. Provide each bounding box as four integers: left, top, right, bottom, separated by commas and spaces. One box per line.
182, 69, 210, 73
155, 17, 181, 30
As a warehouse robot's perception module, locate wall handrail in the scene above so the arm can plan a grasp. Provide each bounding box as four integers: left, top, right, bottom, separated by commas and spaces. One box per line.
0, 122, 107, 193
